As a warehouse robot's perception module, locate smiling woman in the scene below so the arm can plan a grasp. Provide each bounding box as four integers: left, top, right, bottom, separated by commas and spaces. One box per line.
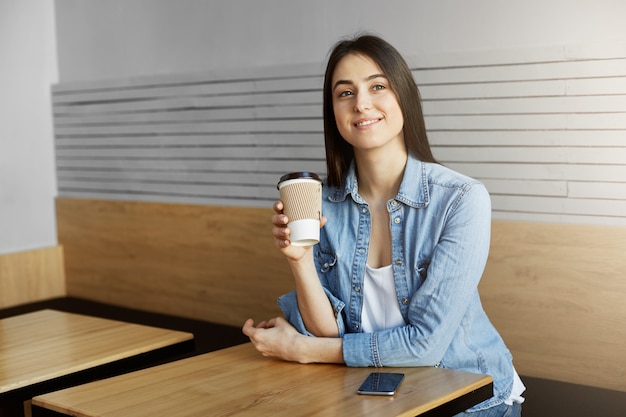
243, 35, 525, 417
330, 54, 405, 161
322, 35, 436, 190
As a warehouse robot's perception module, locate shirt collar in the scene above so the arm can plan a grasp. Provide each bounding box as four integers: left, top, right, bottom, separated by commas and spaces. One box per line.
328, 153, 430, 208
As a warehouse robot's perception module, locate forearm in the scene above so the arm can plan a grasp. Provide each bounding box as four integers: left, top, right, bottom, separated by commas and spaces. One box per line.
288, 254, 339, 337
296, 335, 344, 364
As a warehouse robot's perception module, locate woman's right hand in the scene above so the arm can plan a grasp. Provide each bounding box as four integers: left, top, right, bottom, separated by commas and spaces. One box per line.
272, 200, 324, 263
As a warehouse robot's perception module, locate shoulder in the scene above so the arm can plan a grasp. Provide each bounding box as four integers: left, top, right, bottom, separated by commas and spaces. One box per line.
424, 162, 482, 190
422, 163, 491, 211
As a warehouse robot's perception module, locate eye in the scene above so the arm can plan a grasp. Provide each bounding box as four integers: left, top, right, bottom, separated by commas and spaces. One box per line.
338, 90, 354, 98
372, 84, 386, 91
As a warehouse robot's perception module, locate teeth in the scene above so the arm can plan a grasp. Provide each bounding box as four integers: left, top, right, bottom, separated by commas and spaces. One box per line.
356, 119, 379, 127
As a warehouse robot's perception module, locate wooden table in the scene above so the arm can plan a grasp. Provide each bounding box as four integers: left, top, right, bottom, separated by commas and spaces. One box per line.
32, 342, 493, 417
0, 310, 193, 414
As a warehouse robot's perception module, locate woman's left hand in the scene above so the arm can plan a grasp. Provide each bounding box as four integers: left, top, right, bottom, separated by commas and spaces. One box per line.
242, 317, 305, 363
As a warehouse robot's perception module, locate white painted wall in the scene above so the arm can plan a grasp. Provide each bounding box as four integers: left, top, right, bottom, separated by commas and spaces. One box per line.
2, 0, 625, 254
55, 0, 626, 82
0, 0, 58, 254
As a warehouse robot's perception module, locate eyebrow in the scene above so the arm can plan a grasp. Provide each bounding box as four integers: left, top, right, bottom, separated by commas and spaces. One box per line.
332, 73, 387, 91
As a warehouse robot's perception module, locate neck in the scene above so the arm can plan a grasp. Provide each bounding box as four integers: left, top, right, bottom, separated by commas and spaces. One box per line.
355, 147, 408, 203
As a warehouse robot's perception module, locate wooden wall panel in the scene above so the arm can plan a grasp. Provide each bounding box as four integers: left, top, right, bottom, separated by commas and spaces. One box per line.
0, 246, 66, 308
56, 198, 293, 327
480, 221, 626, 392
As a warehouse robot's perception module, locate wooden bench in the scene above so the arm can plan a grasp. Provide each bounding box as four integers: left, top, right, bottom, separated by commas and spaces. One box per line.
479, 221, 626, 416
55, 197, 626, 404
480, 220, 626, 393
56, 198, 291, 326
0, 247, 65, 309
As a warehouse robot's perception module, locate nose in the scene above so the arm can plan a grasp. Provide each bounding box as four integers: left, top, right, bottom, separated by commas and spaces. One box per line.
353, 92, 372, 112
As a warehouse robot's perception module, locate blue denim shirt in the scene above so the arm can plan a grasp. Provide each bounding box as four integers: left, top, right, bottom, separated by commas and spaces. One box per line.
278, 154, 514, 410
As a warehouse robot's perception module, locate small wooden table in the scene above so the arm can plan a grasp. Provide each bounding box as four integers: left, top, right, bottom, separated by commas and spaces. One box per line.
0, 310, 193, 414
32, 342, 493, 417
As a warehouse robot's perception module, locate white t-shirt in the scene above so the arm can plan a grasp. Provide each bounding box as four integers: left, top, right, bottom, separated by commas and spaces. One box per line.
361, 264, 405, 333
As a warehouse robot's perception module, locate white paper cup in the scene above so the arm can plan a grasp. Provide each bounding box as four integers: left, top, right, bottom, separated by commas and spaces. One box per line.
277, 172, 322, 246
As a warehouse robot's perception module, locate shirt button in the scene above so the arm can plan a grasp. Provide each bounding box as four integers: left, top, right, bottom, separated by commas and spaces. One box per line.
391, 200, 398, 206
402, 298, 409, 305
395, 259, 403, 265
361, 208, 368, 213
354, 286, 361, 292
394, 217, 401, 224
359, 248, 365, 254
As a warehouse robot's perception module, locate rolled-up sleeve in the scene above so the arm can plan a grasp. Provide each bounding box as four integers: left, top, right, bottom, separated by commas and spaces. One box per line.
278, 288, 347, 337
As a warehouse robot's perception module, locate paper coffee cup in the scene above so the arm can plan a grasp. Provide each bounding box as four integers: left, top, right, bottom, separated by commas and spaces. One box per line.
277, 172, 322, 246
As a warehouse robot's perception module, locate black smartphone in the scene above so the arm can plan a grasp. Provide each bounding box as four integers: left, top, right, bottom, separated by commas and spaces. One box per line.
357, 372, 405, 396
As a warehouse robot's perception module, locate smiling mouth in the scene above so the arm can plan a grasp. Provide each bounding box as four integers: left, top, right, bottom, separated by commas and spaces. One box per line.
355, 118, 382, 127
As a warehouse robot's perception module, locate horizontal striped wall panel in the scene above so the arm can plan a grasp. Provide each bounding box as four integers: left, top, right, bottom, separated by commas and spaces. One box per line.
53, 43, 626, 225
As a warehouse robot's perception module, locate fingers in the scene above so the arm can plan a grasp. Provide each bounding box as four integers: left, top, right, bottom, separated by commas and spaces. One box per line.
274, 237, 290, 250
272, 317, 289, 328
242, 318, 255, 336
272, 212, 289, 228
243, 317, 297, 361
272, 211, 291, 249
242, 318, 278, 335
273, 200, 284, 213
243, 319, 266, 344
272, 226, 290, 249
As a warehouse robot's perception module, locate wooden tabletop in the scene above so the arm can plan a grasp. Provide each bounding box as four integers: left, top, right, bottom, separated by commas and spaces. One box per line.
0, 309, 193, 395
32, 342, 493, 417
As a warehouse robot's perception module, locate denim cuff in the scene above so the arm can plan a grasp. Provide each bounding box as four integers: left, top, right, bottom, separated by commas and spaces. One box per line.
342, 332, 378, 367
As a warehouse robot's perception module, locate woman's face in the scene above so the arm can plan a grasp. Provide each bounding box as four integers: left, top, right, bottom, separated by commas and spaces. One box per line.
331, 53, 404, 154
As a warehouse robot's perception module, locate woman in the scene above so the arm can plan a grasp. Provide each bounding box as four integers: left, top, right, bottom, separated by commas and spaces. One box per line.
243, 34, 524, 416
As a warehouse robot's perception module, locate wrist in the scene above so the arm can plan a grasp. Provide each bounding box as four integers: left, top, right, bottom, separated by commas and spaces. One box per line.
293, 334, 313, 364
287, 250, 315, 270
296, 336, 344, 364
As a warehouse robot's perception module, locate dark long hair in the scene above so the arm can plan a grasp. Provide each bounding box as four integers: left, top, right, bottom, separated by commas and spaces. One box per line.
323, 35, 437, 188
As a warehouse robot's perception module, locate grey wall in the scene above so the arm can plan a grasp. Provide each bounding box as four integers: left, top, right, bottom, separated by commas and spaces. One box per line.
2, 0, 626, 254
52, 0, 626, 226
51, 43, 626, 226
54, 0, 626, 83
0, 0, 57, 254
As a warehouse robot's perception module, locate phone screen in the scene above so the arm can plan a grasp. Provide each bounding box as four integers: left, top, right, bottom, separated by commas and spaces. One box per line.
357, 372, 405, 396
